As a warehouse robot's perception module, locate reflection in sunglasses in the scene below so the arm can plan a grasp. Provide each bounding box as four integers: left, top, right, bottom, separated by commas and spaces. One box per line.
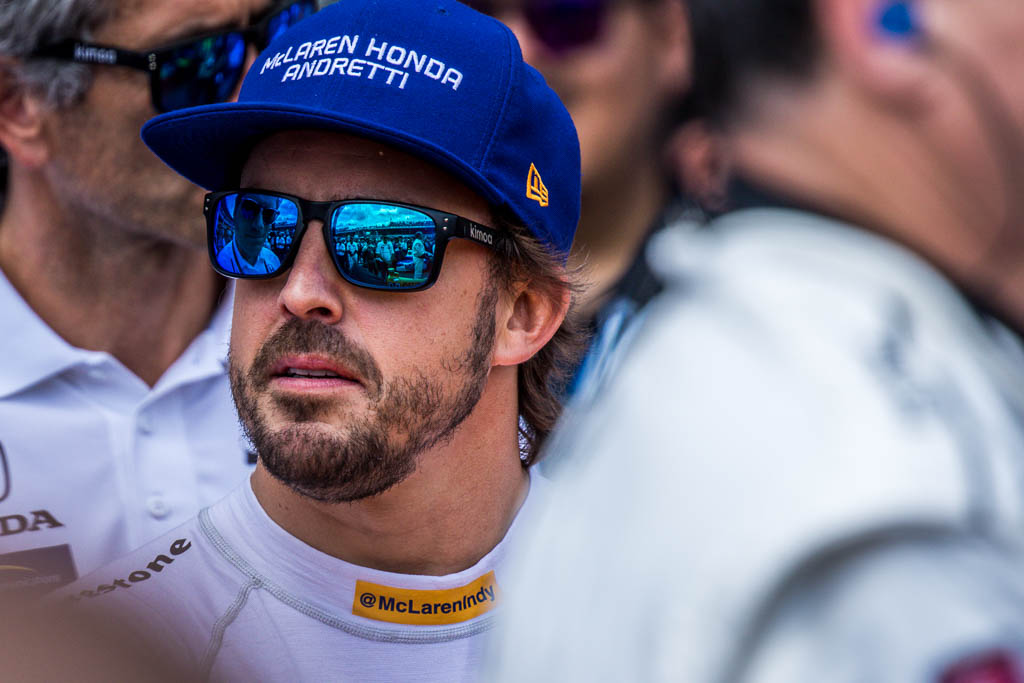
206, 191, 501, 291
332, 206, 437, 289
239, 198, 281, 225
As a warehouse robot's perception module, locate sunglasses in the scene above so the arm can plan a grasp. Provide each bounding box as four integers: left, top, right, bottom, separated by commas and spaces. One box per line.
30, 0, 317, 113
464, 0, 618, 54
205, 190, 504, 292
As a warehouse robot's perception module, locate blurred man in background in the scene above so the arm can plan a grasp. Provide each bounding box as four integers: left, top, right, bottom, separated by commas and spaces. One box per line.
464, 0, 690, 401
490, 0, 1024, 680
0, 0, 315, 594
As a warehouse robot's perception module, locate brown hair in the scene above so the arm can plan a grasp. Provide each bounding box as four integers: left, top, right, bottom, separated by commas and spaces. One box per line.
489, 208, 588, 466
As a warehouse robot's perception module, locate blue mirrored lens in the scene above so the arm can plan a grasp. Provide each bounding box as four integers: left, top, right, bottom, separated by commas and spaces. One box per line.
212, 193, 298, 276
330, 204, 436, 289
158, 32, 247, 111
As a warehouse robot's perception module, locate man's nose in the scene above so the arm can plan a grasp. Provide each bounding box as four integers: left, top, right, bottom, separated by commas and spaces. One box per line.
278, 223, 345, 325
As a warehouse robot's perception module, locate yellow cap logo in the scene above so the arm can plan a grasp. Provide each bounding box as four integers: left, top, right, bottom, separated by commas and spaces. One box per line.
352, 571, 500, 626
526, 163, 549, 207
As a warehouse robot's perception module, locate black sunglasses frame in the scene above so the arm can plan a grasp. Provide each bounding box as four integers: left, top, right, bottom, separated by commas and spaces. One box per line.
29, 0, 315, 113
204, 190, 505, 292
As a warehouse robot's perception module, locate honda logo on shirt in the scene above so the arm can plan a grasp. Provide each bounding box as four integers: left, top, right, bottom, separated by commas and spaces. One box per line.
0, 442, 9, 503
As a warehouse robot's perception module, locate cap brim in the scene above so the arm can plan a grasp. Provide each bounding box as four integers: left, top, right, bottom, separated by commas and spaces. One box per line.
142, 101, 509, 210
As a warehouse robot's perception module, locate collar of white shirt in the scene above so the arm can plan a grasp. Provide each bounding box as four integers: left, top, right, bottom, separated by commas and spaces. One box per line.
0, 267, 234, 399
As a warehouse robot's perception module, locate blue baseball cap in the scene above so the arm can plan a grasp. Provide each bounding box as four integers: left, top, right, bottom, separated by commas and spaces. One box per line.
141, 0, 581, 257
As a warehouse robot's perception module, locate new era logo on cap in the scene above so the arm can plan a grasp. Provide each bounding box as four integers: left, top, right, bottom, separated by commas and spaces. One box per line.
527, 163, 549, 207
141, 0, 581, 258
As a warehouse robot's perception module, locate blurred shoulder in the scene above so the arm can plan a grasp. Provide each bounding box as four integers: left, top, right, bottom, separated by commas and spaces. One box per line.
739, 531, 1024, 683
51, 511, 247, 667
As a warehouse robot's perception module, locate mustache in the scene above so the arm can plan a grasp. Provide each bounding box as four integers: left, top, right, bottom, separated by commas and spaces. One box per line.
246, 318, 384, 398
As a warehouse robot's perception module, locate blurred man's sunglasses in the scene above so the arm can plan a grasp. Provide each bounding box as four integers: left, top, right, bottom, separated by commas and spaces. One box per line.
464, 0, 617, 54
30, 0, 317, 113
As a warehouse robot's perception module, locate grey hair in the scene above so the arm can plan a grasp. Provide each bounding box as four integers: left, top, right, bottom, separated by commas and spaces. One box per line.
0, 0, 114, 107
0, 0, 113, 210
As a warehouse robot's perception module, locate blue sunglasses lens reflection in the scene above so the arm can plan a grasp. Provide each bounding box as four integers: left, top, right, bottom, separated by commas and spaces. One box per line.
210, 195, 439, 289
212, 193, 297, 276
158, 32, 247, 111
267, 0, 317, 45
157, 0, 317, 111
330, 204, 437, 289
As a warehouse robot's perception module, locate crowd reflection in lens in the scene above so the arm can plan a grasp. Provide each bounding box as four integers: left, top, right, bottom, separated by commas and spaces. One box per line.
331, 204, 436, 288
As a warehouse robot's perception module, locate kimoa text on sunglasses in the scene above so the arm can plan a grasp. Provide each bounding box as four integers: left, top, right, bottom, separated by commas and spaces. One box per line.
470, 226, 494, 245
259, 34, 464, 91
72, 44, 117, 65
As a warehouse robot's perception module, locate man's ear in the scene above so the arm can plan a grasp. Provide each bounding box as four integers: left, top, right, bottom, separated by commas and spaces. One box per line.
645, 0, 692, 98
666, 119, 729, 211
817, 0, 934, 111
492, 280, 571, 368
0, 58, 51, 169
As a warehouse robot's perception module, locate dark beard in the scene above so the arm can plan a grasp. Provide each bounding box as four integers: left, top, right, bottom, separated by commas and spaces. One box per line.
230, 282, 498, 503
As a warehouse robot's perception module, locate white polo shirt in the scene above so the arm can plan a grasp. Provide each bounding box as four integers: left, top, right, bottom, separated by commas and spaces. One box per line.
0, 268, 253, 597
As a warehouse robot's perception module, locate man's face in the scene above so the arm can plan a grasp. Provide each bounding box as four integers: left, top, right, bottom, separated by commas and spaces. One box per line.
235, 193, 279, 263
229, 130, 500, 503
471, 0, 684, 191
40, 0, 269, 248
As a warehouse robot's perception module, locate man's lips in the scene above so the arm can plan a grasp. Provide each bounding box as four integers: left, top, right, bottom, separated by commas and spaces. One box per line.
267, 355, 363, 390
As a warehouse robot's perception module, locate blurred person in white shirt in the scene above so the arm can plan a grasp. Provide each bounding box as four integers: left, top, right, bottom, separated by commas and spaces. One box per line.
488, 0, 1024, 681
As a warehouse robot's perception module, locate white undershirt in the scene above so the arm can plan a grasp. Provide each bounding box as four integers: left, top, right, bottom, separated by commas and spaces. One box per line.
60, 473, 549, 682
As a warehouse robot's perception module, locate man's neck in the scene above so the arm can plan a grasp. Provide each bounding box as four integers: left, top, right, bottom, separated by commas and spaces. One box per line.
0, 174, 222, 387
728, 80, 1024, 332
237, 240, 262, 266
569, 159, 669, 320
251, 367, 530, 576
